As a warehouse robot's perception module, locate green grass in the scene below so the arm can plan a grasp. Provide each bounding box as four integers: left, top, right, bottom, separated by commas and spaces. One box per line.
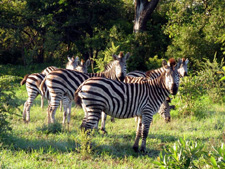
1, 65, 225, 168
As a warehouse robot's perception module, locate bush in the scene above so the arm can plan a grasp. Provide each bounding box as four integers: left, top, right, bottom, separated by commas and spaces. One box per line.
154, 138, 205, 168
205, 143, 225, 168
0, 75, 20, 137
176, 56, 225, 118
154, 138, 225, 168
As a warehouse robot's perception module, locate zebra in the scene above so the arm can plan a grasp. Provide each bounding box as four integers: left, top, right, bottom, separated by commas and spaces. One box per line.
40, 52, 130, 125
100, 58, 188, 131
127, 58, 189, 119
20, 56, 84, 123
74, 58, 181, 152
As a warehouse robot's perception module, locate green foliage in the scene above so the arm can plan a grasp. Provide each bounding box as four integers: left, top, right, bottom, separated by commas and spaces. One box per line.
219, 66, 225, 81
92, 42, 120, 72
177, 56, 225, 117
155, 138, 225, 168
205, 143, 225, 168
74, 130, 95, 160
154, 137, 205, 168
164, 0, 225, 70
37, 123, 62, 135
146, 55, 165, 71
0, 75, 20, 136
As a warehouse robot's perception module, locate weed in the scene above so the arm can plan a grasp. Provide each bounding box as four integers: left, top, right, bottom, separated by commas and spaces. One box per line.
37, 123, 62, 135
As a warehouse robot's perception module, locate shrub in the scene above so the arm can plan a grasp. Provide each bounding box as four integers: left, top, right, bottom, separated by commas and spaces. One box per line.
92, 42, 120, 72
176, 56, 225, 118
154, 138, 225, 168
154, 138, 205, 168
205, 143, 225, 168
0, 75, 20, 137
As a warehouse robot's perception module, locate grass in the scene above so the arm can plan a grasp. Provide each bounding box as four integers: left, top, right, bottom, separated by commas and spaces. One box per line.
1, 64, 225, 168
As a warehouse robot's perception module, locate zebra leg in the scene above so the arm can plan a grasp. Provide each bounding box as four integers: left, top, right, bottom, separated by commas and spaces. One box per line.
23, 93, 38, 123
60, 100, 63, 112
23, 101, 28, 122
84, 110, 101, 131
80, 103, 88, 129
41, 95, 44, 109
111, 117, 115, 122
133, 116, 142, 152
48, 94, 61, 123
62, 96, 70, 125
140, 114, 152, 152
100, 112, 107, 133
67, 100, 72, 128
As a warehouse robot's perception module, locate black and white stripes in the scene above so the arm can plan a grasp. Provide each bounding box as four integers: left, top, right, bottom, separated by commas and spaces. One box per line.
75, 59, 181, 152
41, 52, 130, 124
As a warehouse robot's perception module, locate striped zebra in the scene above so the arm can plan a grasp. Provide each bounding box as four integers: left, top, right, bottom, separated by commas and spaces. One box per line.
127, 58, 189, 120
127, 58, 189, 78
100, 58, 188, 131
20, 56, 85, 123
40, 52, 130, 124
75, 58, 181, 152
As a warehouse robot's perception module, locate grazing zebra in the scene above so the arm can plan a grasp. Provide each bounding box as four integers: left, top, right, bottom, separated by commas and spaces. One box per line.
158, 97, 175, 122
40, 52, 130, 124
75, 58, 181, 152
20, 56, 83, 123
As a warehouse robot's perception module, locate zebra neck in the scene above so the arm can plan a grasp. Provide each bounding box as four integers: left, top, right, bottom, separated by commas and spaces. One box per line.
147, 76, 170, 100
147, 67, 166, 79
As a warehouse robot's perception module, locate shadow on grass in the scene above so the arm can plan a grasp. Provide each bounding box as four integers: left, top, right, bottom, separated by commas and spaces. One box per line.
0, 125, 180, 160
0, 124, 79, 154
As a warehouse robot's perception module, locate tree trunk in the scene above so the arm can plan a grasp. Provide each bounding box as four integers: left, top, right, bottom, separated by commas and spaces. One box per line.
133, 0, 160, 33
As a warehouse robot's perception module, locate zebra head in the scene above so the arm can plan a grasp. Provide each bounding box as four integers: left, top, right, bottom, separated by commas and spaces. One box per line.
106, 52, 130, 81
163, 58, 181, 95
178, 58, 189, 77
75, 59, 90, 73
66, 56, 79, 70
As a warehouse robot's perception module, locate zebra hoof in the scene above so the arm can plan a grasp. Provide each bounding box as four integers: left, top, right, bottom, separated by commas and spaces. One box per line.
100, 128, 108, 134
133, 146, 139, 152
140, 147, 147, 153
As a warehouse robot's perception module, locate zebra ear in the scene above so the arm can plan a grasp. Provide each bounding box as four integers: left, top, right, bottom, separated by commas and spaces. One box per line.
86, 59, 91, 67
112, 54, 118, 60
68, 56, 72, 62
75, 56, 80, 63
80, 59, 84, 66
162, 59, 167, 67
124, 52, 130, 60
185, 58, 189, 65
176, 58, 182, 69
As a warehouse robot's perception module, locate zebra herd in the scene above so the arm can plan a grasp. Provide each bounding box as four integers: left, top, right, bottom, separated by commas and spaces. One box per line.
20, 52, 188, 152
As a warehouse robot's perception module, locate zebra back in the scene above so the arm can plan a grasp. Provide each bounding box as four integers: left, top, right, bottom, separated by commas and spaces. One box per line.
41, 66, 58, 76
127, 70, 146, 77
42, 52, 130, 101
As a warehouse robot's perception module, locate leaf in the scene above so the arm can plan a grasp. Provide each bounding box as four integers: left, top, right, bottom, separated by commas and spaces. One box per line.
219, 76, 225, 81
210, 156, 218, 167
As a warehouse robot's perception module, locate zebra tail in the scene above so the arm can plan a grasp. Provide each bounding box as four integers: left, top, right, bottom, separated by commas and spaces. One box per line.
20, 74, 29, 85
39, 77, 47, 96
74, 91, 82, 107
74, 84, 83, 107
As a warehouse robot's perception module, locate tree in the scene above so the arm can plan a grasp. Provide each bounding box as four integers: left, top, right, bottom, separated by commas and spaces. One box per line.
164, 0, 225, 70
133, 0, 160, 32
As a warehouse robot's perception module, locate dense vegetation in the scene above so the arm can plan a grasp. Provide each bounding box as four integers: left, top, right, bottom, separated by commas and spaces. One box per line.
1, 0, 225, 70
1, 0, 225, 168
